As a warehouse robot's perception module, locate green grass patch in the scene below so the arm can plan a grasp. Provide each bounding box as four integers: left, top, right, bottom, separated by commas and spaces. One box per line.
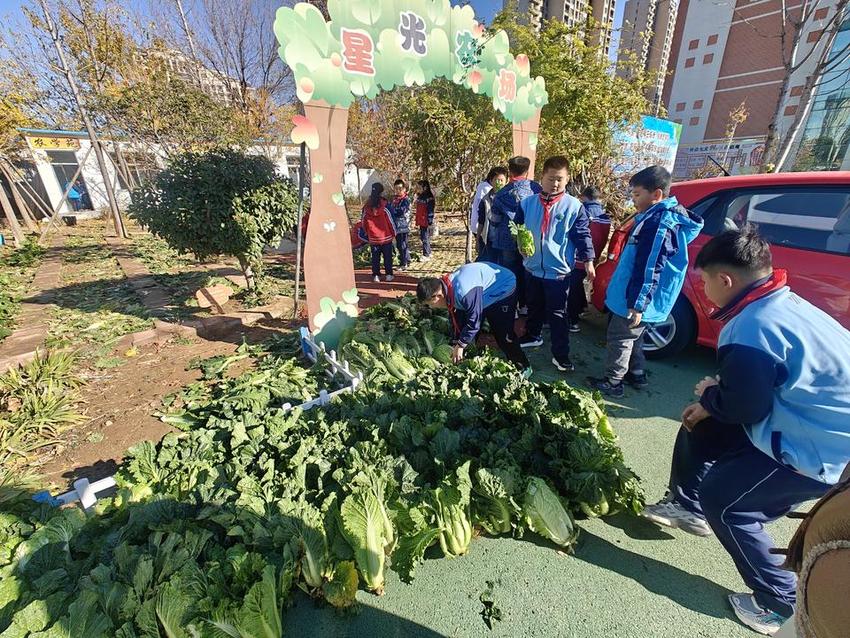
0, 239, 45, 342
46, 229, 154, 365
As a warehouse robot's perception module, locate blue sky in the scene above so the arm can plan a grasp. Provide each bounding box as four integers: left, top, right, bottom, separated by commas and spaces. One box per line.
1, 0, 623, 57
452, 0, 500, 22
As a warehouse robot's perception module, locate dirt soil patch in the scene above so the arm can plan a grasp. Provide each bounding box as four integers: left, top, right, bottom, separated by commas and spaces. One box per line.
37, 317, 296, 490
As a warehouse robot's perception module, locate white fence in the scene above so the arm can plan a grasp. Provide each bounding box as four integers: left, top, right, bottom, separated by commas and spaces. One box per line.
35, 328, 364, 511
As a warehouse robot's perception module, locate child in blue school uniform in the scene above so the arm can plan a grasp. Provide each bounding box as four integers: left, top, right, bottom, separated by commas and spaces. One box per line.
391, 178, 412, 270
515, 155, 595, 372
417, 262, 529, 370
587, 165, 703, 397
642, 227, 850, 636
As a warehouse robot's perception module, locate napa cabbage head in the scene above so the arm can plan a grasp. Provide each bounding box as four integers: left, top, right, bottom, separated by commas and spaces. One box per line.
522, 477, 577, 549
472, 466, 521, 536
432, 462, 473, 558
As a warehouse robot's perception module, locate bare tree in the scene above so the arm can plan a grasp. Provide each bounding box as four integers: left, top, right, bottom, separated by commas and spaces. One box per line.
36, 0, 127, 237
61, 0, 136, 188
761, 0, 850, 170
172, 0, 294, 112
773, 1, 849, 170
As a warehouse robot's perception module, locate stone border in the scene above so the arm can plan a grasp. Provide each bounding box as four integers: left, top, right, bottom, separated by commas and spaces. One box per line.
104, 237, 296, 351
0, 236, 65, 372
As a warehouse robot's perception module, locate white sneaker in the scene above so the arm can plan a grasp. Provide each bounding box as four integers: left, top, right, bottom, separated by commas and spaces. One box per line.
419, 255, 431, 262
372, 275, 380, 283
385, 275, 395, 282
728, 593, 787, 636
641, 499, 713, 536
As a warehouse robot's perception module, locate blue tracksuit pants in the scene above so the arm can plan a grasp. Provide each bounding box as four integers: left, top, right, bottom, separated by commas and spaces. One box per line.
669, 419, 830, 617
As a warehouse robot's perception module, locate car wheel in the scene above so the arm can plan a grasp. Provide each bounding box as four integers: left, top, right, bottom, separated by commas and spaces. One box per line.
643, 297, 697, 360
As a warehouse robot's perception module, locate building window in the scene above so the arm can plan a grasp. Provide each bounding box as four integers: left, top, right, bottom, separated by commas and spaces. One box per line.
674, 118, 683, 124
707, 34, 719, 45
676, 102, 686, 111
784, 104, 798, 116
688, 38, 699, 50
685, 57, 695, 68
814, 7, 829, 19
703, 53, 714, 64
689, 116, 700, 126
807, 30, 823, 43
790, 85, 805, 97
694, 99, 704, 109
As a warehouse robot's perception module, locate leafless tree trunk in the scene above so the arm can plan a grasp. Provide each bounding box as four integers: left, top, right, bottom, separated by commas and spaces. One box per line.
38, 0, 127, 238
762, 0, 849, 169
0, 181, 26, 246
0, 164, 38, 232
775, 0, 850, 170
66, 0, 135, 191
174, 0, 205, 86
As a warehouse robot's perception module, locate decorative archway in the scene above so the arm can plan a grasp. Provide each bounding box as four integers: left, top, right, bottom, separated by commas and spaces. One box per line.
274, 0, 549, 344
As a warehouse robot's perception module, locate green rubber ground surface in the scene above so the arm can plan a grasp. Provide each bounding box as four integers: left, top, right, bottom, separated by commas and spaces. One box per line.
285, 312, 799, 637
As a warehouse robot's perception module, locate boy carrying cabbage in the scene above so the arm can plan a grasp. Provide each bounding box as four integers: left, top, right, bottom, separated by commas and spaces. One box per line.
416, 262, 529, 370
513, 155, 595, 373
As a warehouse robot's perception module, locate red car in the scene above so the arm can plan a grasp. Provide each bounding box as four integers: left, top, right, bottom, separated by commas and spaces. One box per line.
592, 171, 850, 359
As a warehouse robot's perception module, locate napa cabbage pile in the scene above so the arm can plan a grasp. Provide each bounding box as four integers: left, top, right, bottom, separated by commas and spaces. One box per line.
0, 298, 643, 637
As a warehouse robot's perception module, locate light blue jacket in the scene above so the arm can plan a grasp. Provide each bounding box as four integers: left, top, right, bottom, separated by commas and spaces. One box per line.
515, 193, 594, 280
447, 262, 516, 346
605, 197, 703, 323
714, 287, 850, 484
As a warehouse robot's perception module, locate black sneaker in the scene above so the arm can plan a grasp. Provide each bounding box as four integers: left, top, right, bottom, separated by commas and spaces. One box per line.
586, 377, 625, 398
519, 334, 543, 348
569, 322, 581, 333
552, 357, 575, 372
625, 371, 649, 389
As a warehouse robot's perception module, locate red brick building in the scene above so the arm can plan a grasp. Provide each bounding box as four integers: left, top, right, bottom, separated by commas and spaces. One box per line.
662, 0, 840, 177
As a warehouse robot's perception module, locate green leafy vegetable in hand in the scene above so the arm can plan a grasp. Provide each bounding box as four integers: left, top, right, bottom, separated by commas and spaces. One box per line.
510, 222, 535, 257
431, 343, 454, 365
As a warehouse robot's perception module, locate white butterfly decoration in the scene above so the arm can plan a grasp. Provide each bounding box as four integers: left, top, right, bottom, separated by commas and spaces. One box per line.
323, 222, 336, 233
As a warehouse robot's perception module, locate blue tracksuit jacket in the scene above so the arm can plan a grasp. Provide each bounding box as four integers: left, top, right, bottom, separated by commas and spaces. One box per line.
583, 200, 610, 224
392, 195, 411, 234
515, 192, 595, 280
605, 197, 703, 323
700, 275, 850, 484
446, 262, 516, 346
488, 178, 542, 251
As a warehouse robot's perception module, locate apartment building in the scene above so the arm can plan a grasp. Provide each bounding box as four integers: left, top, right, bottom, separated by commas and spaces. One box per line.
513, 0, 618, 58
663, 0, 842, 177
139, 49, 255, 107
616, 0, 680, 113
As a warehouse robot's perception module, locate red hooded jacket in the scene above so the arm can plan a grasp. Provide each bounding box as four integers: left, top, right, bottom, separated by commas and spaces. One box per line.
361, 197, 396, 245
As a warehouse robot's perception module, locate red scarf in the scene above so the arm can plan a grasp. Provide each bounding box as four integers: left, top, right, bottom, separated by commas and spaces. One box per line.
393, 192, 408, 207
441, 274, 460, 337
711, 269, 789, 322
539, 191, 566, 237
